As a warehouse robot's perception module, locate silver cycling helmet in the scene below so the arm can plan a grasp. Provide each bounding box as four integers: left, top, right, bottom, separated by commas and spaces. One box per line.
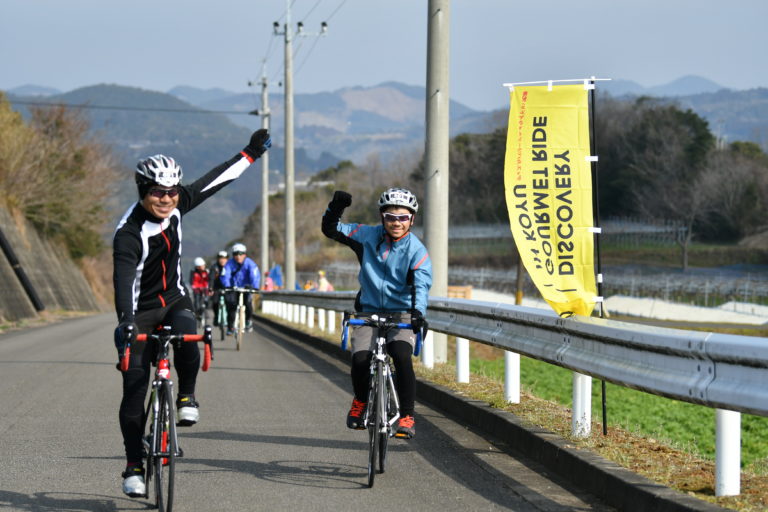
193, 257, 206, 267
231, 243, 247, 254
378, 187, 418, 213
217, 250, 228, 258
136, 154, 183, 188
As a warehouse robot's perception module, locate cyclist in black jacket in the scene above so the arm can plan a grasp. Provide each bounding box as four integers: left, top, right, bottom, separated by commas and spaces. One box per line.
112, 129, 270, 498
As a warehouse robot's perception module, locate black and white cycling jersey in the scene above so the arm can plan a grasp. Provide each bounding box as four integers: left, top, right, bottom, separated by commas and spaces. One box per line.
113, 152, 256, 323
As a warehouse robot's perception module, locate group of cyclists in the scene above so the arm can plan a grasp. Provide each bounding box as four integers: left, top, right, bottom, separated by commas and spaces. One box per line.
112, 128, 432, 498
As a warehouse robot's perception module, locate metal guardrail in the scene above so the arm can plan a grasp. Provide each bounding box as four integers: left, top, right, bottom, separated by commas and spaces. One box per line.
262, 290, 768, 418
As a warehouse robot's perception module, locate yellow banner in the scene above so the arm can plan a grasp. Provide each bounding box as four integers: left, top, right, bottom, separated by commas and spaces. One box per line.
504, 84, 597, 317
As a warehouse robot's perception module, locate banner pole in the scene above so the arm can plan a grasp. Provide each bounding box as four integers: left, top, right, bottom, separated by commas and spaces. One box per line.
588, 78, 608, 436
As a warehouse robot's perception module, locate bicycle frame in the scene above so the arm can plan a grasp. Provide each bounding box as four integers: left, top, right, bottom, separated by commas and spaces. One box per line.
119, 326, 213, 511
224, 287, 257, 351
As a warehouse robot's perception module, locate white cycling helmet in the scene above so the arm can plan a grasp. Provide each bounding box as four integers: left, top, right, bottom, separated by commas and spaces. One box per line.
378, 187, 418, 213
231, 243, 247, 254
136, 155, 183, 188
217, 250, 228, 258
193, 257, 206, 267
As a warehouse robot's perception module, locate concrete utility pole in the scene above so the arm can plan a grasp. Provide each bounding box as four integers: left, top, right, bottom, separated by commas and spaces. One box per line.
257, 64, 271, 281
273, 2, 327, 291
424, 0, 451, 363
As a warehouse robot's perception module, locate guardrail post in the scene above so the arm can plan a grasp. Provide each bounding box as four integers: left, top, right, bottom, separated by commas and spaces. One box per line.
299, 305, 307, 325
421, 330, 434, 369
318, 308, 326, 331
504, 351, 520, 403
456, 337, 469, 383
281, 302, 288, 320
307, 306, 315, 329
292, 304, 299, 323
715, 409, 741, 496
572, 372, 592, 437
327, 310, 335, 333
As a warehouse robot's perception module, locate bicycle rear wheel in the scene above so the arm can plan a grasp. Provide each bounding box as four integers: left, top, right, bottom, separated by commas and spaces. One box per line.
153, 381, 177, 512
377, 367, 388, 474
366, 362, 381, 488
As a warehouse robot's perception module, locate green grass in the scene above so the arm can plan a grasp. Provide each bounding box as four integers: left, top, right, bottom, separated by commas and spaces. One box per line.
470, 355, 768, 472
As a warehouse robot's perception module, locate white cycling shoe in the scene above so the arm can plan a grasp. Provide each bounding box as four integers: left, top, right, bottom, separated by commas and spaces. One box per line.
122, 467, 146, 497
176, 395, 200, 426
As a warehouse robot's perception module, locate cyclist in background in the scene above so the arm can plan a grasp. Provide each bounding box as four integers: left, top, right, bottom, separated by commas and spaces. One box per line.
189, 257, 210, 321
209, 250, 229, 326
221, 243, 260, 335
112, 129, 270, 497
321, 187, 432, 439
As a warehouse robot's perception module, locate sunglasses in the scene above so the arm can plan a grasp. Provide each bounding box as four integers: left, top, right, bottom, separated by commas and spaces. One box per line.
382, 212, 412, 223
147, 187, 179, 198
233, 251, 246, 256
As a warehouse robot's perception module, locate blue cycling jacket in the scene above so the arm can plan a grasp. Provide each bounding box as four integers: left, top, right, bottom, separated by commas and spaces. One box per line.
221, 257, 261, 289
322, 208, 432, 315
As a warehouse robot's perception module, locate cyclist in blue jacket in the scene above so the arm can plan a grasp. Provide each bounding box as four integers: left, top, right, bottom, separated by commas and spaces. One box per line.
220, 242, 260, 334
322, 187, 432, 439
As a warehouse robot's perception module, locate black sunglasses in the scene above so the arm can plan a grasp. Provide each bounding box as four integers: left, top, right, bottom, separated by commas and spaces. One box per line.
233, 251, 246, 256
148, 187, 179, 198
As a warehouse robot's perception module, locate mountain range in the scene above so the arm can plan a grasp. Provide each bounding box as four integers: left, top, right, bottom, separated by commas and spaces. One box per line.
4, 76, 768, 260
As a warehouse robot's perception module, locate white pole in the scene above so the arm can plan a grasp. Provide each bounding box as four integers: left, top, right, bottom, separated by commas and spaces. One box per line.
421, 330, 434, 369
327, 310, 335, 334
318, 308, 326, 331
572, 372, 592, 437
292, 304, 299, 324
715, 409, 741, 496
299, 305, 306, 325
456, 337, 469, 383
307, 306, 314, 329
504, 351, 520, 403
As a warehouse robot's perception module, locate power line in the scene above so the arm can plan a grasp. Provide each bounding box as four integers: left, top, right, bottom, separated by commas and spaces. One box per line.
9, 99, 257, 116
325, 0, 348, 22
300, 0, 324, 21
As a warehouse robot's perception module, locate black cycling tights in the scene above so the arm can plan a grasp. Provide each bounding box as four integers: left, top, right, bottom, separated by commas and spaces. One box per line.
119, 297, 200, 464
351, 340, 416, 417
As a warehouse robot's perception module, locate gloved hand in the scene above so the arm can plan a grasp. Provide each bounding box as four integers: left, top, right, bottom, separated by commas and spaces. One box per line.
328, 190, 352, 212
243, 129, 271, 160
114, 321, 137, 358
410, 310, 428, 335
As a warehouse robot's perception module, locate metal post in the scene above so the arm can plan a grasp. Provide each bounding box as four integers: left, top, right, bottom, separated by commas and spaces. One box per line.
421, 330, 435, 369
572, 372, 592, 437
456, 337, 469, 383
307, 306, 314, 329
299, 305, 306, 325
423, 0, 451, 363
318, 307, 326, 331
327, 310, 335, 334
715, 409, 741, 496
504, 351, 520, 403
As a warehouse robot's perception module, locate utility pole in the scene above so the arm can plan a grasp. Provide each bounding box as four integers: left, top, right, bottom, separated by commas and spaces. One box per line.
273, 2, 327, 291
424, 0, 451, 363
248, 61, 271, 284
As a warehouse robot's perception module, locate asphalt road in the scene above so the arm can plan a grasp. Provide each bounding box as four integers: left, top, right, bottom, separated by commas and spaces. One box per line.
0, 313, 614, 511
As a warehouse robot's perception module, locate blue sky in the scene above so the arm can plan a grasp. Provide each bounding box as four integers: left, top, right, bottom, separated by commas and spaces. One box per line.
2, 0, 766, 111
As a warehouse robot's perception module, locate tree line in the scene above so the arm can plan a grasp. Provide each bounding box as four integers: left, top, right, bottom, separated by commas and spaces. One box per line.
0, 92, 120, 259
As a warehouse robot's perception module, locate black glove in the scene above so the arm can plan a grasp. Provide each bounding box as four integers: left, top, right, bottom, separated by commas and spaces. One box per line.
243, 129, 271, 160
410, 310, 428, 335
328, 190, 352, 212
114, 321, 137, 358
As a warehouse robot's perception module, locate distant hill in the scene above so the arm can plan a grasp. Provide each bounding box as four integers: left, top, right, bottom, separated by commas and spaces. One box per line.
602, 75, 725, 97
5, 84, 339, 262
7, 84, 61, 97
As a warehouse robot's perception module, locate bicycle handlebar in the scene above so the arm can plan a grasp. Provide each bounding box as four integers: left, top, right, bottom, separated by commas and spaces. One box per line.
120, 326, 214, 373
223, 286, 259, 293
341, 312, 425, 356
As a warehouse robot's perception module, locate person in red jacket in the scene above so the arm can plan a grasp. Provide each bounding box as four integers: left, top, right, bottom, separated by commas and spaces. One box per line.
189, 257, 210, 323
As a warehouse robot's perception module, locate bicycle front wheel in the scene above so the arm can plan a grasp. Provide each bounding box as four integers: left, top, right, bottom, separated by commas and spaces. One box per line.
236, 304, 245, 351
154, 381, 177, 512
377, 366, 389, 474
366, 362, 381, 488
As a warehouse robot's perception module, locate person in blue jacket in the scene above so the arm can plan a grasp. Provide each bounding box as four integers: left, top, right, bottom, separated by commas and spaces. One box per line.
321, 187, 432, 439
220, 242, 260, 334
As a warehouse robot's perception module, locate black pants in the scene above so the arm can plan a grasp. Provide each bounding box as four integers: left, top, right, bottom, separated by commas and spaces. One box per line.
351, 340, 416, 417
119, 296, 199, 465
225, 291, 253, 329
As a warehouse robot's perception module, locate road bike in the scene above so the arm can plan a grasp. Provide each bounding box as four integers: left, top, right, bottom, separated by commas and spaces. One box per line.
120, 325, 214, 512
225, 287, 257, 351
192, 289, 209, 332
214, 291, 227, 341
341, 312, 423, 488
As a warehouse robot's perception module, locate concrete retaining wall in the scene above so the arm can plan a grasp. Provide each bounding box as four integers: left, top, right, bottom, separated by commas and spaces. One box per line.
0, 207, 98, 323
